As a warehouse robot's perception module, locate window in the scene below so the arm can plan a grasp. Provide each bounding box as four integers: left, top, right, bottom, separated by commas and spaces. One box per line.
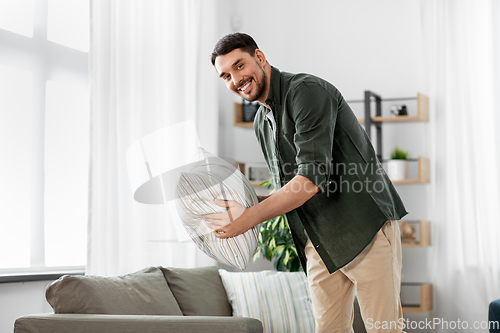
0, 0, 89, 275
0, 0, 35, 37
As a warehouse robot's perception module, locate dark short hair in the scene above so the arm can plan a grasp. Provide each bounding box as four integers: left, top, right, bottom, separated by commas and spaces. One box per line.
211, 33, 259, 66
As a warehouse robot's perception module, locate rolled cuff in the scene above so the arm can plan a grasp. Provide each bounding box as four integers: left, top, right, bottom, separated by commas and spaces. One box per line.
296, 163, 329, 193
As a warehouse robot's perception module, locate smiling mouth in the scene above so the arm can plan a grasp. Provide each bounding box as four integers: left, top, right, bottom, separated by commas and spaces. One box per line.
238, 80, 251, 93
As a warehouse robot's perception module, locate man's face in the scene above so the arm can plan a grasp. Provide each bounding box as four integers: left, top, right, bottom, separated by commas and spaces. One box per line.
214, 48, 267, 103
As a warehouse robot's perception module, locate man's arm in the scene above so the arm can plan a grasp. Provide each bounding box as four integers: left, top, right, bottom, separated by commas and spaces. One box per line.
205, 175, 319, 238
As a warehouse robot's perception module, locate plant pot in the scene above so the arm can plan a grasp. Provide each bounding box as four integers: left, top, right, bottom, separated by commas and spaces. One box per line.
387, 159, 408, 181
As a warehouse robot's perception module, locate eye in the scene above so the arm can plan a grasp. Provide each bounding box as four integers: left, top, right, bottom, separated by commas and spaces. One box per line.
237, 64, 243, 69
223, 74, 231, 81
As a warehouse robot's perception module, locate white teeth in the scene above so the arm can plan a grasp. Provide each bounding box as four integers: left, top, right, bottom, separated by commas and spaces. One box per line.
240, 81, 251, 92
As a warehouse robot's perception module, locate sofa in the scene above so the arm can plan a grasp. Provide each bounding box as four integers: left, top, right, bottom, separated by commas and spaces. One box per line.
490, 299, 500, 333
14, 265, 367, 333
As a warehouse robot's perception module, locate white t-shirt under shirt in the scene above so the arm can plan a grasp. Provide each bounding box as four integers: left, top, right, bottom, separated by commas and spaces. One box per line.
266, 109, 276, 140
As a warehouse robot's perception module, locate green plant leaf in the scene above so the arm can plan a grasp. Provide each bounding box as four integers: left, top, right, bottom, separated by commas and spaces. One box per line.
390, 146, 409, 160
279, 216, 286, 229
274, 245, 285, 257
283, 249, 290, 265
271, 218, 280, 230
276, 239, 287, 246
264, 248, 273, 261
255, 182, 300, 272
269, 237, 276, 250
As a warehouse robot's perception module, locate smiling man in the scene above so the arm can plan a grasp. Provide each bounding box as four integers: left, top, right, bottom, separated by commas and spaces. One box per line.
208, 33, 408, 333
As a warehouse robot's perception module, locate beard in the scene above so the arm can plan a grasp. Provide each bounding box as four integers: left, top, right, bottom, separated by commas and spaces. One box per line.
236, 63, 267, 102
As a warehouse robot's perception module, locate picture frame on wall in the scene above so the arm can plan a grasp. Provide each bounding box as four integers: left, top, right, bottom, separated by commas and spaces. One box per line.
244, 163, 271, 183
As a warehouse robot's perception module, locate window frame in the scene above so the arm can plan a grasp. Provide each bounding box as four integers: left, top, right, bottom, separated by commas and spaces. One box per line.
0, 0, 89, 278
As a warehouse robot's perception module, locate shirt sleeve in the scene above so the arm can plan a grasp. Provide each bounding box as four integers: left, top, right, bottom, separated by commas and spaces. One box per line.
289, 81, 337, 193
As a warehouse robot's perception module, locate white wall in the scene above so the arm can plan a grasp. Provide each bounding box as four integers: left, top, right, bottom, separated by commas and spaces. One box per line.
0, 280, 53, 332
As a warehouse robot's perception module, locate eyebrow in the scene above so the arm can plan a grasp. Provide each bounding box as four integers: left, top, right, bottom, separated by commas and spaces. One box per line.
219, 58, 244, 78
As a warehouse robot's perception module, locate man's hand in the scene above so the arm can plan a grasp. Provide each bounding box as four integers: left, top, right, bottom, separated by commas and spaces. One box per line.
204, 199, 252, 238
204, 175, 318, 239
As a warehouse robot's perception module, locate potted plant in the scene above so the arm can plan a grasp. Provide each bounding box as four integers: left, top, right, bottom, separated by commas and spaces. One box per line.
252, 181, 302, 272
387, 146, 409, 181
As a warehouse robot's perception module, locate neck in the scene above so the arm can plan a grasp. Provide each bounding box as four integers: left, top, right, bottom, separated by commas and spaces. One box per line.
257, 63, 272, 108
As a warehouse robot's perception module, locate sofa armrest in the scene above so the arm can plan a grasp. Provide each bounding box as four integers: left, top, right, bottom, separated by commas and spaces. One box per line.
489, 299, 500, 333
14, 314, 263, 333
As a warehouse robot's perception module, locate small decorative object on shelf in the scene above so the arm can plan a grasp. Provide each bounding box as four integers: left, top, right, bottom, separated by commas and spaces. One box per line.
399, 221, 417, 243
233, 102, 254, 127
398, 220, 430, 247
401, 283, 433, 312
383, 157, 429, 184
242, 99, 260, 122
390, 104, 408, 116
387, 146, 409, 181
243, 163, 271, 186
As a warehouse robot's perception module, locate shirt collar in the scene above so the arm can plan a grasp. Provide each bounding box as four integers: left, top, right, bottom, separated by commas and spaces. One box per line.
264, 66, 282, 110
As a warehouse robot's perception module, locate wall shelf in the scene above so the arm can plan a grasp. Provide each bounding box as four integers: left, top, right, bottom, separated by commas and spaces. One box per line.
402, 283, 433, 312
373, 93, 428, 122
354, 92, 430, 161
385, 156, 430, 184
236, 162, 270, 188
355, 93, 428, 124
399, 220, 430, 247
233, 102, 254, 127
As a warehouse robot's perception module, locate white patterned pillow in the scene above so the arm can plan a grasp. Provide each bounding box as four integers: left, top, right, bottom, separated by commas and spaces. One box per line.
176, 149, 260, 270
219, 269, 315, 333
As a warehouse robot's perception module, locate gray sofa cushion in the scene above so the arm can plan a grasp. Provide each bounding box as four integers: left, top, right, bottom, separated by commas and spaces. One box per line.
161, 266, 232, 316
46, 266, 183, 315
14, 314, 263, 333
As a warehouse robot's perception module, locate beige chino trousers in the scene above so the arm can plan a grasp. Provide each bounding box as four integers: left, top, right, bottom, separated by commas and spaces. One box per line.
305, 220, 404, 333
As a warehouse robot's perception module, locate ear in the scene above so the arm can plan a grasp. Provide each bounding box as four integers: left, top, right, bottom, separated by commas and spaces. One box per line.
254, 49, 266, 66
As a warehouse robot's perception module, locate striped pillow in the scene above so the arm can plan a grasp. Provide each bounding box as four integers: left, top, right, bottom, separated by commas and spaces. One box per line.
176, 149, 260, 270
219, 269, 315, 333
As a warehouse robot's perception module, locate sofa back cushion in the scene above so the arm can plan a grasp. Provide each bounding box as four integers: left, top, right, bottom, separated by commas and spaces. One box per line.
46, 266, 183, 315
161, 266, 232, 316
219, 269, 315, 333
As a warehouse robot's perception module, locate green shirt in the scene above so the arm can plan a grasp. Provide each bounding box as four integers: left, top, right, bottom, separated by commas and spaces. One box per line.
254, 66, 408, 273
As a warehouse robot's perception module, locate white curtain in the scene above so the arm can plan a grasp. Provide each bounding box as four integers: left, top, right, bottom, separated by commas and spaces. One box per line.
422, 0, 500, 331
87, 0, 218, 276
